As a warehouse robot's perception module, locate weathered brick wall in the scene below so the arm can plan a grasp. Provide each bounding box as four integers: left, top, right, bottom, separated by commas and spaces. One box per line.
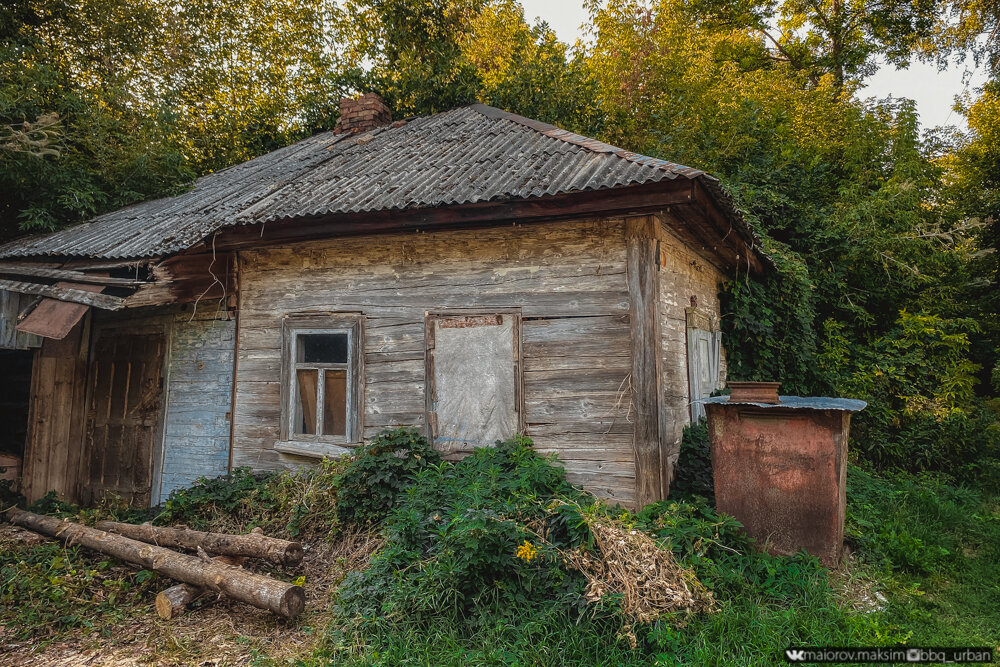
333, 93, 391, 134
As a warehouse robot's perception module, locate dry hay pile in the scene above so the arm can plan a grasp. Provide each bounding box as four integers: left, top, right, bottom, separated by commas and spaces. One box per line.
564, 514, 714, 632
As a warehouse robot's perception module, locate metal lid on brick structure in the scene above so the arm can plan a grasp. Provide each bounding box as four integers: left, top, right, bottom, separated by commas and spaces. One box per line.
704, 395, 867, 412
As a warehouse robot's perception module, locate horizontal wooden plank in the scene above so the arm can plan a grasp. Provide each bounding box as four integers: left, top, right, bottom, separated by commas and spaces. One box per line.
526, 420, 633, 436
523, 355, 630, 372
273, 440, 352, 459
0, 279, 122, 310
524, 368, 631, 397
531, 446, 634, 462
0, 262, 144, 286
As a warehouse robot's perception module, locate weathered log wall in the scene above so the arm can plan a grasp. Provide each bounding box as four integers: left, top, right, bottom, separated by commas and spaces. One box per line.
656, 218, 728, 473
233, 218, 638, 503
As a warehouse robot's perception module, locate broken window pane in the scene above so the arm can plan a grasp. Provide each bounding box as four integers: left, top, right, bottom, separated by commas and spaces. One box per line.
323, 369, 347, 436
295, 369, 318, 435
297, 334, 348, 364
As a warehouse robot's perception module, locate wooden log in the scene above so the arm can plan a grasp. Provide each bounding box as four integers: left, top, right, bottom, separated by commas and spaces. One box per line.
7, 509, 305, 619
154, 553, 246, 619
94, 521, 304, 567
156, 584, 207, 619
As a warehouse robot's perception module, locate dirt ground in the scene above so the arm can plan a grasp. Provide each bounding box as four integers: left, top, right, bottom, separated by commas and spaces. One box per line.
0, 525, 381, 666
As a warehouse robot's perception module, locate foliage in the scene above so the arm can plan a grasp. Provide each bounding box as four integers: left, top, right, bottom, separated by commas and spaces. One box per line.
326, 454, 925, 665
334, 427, 442, 526
818, 312, 1000, 471
688, 0, 938, 88
335, 436, 588, 625
0, 0, 339, 238
0, 539, 158, 644
669, 420, 715, 500
156, 461, 344, 538
9, 432, 999, 662
329, 0, 599, 129
720, 242, 819, 395
845, 465, 1000, 645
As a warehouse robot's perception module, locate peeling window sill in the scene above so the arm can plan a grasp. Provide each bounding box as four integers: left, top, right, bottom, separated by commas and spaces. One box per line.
273, 440, 357, 460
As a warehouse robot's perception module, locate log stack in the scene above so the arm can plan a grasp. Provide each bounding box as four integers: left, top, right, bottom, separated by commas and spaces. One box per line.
6, 508, 305, 620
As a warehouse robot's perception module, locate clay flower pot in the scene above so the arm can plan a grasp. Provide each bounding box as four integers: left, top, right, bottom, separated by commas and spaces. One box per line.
727, 381, 781, 404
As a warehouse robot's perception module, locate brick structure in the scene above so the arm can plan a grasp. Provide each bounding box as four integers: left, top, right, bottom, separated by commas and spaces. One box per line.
704, 392, 866, 567
334, 93, 392, 134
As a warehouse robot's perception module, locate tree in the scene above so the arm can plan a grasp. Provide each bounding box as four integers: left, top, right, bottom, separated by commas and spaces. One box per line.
0, 0, 192, 237
688, 0, 938, 89
0, 0, 339, 238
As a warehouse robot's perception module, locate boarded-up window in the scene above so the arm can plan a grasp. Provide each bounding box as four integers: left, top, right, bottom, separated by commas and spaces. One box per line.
281, 315, 363, 449
686, 311, 721, 422
426, 313, 520, 455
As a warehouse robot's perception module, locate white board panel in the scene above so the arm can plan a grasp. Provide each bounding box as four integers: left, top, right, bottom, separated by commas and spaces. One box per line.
431, 313, 516, 454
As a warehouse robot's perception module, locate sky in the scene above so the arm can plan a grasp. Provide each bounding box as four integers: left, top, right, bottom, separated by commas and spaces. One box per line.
518, 0, 987, 130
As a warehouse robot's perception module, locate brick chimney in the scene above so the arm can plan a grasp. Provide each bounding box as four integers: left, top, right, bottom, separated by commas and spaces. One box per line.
334, 93, 392, 134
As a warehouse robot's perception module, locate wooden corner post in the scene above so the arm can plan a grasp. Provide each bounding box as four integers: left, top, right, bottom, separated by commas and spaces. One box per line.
626, 216, 666, 507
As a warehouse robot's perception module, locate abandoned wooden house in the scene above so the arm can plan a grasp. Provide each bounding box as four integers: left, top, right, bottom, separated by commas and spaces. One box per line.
0, 95, 767, 509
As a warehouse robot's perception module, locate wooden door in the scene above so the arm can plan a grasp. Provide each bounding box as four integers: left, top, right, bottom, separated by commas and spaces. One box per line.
426, 312, 521, 456
83, 331, 165, 505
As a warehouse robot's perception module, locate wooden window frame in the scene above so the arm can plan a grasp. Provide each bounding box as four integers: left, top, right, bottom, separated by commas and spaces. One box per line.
277, 314, 364, 457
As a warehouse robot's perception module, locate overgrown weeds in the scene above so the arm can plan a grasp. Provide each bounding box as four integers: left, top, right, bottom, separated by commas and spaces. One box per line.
3, 429, 998, 665
156, 458, 344, 539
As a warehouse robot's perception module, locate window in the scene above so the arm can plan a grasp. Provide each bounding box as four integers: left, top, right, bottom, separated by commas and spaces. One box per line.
279, 315, 363, 453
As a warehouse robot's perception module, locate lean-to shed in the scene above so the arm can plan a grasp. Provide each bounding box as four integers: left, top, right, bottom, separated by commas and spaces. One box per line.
0, 96, 767, 508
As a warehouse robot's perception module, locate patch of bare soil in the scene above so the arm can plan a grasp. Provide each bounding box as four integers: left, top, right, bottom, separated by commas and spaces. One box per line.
0, 528, 381, 667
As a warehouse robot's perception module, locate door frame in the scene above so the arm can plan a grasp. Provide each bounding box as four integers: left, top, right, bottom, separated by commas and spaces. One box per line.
423, 308, 524, 448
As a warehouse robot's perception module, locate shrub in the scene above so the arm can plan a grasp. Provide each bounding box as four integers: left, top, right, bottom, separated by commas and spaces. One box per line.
669, 421, 714, 500
333, 427, 441, 526
336, 436, 587, 624
156, 460, 343, 538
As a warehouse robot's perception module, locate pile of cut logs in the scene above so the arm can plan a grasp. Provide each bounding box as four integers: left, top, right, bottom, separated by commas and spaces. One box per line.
5, 508, 305, 620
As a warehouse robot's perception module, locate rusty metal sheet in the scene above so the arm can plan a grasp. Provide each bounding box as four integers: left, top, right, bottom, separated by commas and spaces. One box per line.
15, 282, 102, 339
0, 104, 758, 262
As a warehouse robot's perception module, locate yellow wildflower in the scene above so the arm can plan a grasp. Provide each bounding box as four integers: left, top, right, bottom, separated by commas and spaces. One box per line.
515, 540, 538, 562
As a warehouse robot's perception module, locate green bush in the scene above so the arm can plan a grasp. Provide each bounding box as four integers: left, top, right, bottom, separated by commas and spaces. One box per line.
669, 420, 714, 500
336, 435, 590, 624
156, 460, 342, 538
333, 427, 442, 526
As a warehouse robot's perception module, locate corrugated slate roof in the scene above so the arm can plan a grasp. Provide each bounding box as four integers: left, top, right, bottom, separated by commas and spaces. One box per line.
0, 104, 743, 260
